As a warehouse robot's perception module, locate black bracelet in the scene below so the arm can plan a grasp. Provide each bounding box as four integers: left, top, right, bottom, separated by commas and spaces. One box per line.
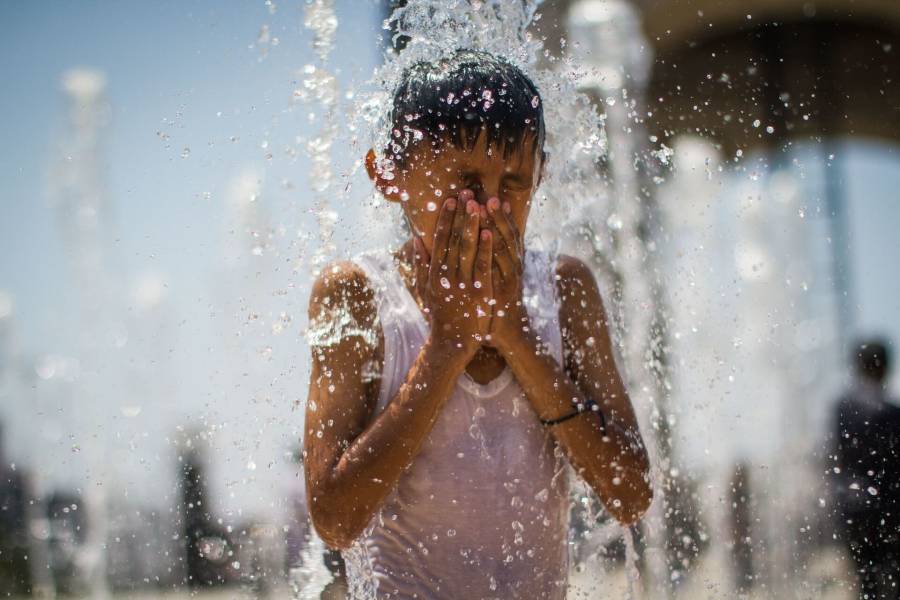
540, 399, 607, 432
539, 408, 584, 426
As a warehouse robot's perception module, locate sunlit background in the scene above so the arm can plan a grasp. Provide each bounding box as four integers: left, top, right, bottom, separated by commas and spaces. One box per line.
1, 0, 899, 598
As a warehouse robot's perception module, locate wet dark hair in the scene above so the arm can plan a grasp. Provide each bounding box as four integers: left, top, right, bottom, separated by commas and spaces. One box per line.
853, 338, 892, 381
387, 49, 545, 166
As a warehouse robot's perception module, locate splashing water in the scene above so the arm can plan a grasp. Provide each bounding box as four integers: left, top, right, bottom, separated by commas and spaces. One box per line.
294, 1, 342, 596
624, 527, 644, 600
288, 533, 334, 599
300, 0, 340, 267
298, 0, 662, 597
341, 0, 608, 255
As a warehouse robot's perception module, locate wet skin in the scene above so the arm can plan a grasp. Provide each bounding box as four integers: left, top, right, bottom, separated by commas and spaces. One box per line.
366, 131, 543, 384
303, 130, 653, 550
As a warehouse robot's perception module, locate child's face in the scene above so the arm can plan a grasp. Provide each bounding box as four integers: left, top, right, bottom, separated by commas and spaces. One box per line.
367, 130, 543, 257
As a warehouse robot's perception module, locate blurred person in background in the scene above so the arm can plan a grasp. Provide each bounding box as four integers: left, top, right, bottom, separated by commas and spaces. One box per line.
0, 424, 32, 596
831, 339, 900, 599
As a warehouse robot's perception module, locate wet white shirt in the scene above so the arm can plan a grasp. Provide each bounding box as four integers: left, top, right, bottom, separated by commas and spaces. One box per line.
345, 247, 570, 600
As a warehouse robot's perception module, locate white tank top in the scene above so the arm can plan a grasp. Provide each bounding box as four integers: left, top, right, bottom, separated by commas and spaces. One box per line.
344, 247, 570, 600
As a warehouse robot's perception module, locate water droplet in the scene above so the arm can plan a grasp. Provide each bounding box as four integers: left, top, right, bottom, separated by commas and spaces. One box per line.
440, 277, 451, 289
120, 405, 142, 418
606, 213, 623, 231
427, 201, 437, 212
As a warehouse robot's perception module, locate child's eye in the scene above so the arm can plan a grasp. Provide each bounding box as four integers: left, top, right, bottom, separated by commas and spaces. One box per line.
503, 181, 528, 192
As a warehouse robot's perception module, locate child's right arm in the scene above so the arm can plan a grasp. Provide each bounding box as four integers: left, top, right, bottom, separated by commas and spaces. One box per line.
304, 197, 491, 550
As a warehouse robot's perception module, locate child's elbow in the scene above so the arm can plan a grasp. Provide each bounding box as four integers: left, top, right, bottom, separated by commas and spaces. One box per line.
307, 484, 371, 551
626, 483, 654, 525
610, 474, 654, 526
309, 502, 358, 551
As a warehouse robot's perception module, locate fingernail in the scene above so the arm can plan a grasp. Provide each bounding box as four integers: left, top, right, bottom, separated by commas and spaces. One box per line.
447, 198, 457, 210
489, 197, 500, 211
466, 200, 475, 214
481, 229, 491, 240
502, 201, 511, 214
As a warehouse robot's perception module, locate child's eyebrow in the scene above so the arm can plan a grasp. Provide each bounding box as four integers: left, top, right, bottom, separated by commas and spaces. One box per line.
502, 173, 528, 184
456, 167, 530, 185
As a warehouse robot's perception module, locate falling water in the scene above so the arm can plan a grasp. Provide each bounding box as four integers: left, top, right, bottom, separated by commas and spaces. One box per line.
299, 0, 668, 597
301, 0, 340, 267
343, 0, 607, 256
289, 533, 334, 599
296, 0, 688, 597
292, 0, 341, 595
624, 527, 644, 600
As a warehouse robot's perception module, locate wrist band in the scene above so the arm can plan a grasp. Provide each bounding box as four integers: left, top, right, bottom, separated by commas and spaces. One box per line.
540, 399, 607, 432
539, 408, 583, 426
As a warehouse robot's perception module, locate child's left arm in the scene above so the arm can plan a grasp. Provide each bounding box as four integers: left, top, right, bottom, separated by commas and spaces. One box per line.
486, 203, 653, 525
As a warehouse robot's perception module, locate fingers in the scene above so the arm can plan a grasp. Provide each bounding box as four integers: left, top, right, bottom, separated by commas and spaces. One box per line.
430, 197, 456, 285
474, 228, 492, 298
413, 235, 430, 309
487, 197, 519, 255
458, 193, 480, 287
486, 197, 520, 280
445, 194, 468, 280
491, 262, 503, 304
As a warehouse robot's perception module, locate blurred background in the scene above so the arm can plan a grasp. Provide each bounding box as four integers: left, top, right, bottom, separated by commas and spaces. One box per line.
1, 0, 898, 598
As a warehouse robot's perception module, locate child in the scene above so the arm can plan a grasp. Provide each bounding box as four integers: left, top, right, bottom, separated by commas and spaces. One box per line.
304, 49, 652, 599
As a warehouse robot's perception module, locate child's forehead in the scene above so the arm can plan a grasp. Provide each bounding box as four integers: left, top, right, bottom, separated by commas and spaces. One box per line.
405, 136, 539, 174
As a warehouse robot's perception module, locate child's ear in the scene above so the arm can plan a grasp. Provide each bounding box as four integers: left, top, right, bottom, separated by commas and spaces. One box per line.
365, 148, 403, 203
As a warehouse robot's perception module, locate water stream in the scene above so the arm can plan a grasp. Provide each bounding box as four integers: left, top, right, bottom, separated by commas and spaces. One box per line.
297, 0, 651, 598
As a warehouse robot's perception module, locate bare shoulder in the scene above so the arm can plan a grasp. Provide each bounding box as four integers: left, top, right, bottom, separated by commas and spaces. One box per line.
308, 260, 378, 326
554, 253, 602, 303
553, 254, 614, 363
307, 258, 383, 375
